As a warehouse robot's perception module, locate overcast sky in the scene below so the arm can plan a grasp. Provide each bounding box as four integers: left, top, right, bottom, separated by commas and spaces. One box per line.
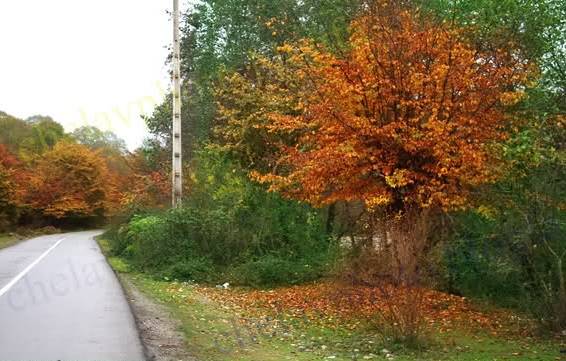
0, 1, 187, 150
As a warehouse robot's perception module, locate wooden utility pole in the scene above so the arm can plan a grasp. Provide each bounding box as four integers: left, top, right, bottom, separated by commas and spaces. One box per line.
171, 0, 182, 208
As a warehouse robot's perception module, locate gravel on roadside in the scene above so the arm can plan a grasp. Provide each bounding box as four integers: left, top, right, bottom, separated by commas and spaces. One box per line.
119, 275, 197, 361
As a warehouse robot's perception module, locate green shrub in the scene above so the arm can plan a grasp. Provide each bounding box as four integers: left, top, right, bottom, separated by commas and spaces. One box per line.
165, 258, 215, 283
443, 212, 524, 307
229, 254, 329, 287
443, 159, 565, 329
440, 120, 566, 330
106, 147, 335, 287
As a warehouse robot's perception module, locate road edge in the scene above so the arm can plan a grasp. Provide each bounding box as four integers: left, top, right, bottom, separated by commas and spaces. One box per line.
95, 236, 195, 361
113, 273, 155, 361
94, 236, 153, 361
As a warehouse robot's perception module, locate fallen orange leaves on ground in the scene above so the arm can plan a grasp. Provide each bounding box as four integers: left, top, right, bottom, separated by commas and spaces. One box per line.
196, 281, 532, 336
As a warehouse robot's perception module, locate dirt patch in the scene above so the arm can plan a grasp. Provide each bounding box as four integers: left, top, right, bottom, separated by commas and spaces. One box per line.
120, 276, 197, 361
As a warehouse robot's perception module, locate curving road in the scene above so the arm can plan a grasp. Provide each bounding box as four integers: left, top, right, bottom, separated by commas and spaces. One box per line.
0, 231, 145, 361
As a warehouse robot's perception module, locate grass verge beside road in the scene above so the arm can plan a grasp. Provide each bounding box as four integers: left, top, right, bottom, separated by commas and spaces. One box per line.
0, 227, 61, 250
97, 238, 564, 361
0, 233, 21, 250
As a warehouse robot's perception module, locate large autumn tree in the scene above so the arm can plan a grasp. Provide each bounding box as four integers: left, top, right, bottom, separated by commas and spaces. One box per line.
219, 2, 533, 217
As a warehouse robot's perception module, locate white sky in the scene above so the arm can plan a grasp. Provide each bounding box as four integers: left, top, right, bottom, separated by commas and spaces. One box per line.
0, 1, 187, 150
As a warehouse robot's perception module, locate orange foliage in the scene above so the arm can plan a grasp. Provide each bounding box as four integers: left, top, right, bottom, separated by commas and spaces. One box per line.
26, 142, 116, 218
120, 171, 170, 210
232, 4, 534, 211
0, 144, 27, 209
0, 144, 19, 168
119, 151, 170, 210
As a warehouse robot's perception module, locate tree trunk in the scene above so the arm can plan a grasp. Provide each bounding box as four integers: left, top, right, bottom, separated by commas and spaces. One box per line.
326, 203, 336, 235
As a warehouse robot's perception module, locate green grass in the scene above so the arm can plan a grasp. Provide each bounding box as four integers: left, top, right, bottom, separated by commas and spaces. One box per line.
0, 227, 62, 250
120, 273, 562, 361
130, 275, 329, 361
97, 237, 563, 361
0, 233, 21, 250
99, 237, 325, 360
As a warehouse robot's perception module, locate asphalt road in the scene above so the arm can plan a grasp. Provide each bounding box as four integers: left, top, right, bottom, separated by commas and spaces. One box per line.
0, 231, 145, 361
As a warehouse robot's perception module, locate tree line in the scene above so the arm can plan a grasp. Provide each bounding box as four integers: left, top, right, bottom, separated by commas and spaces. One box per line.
0, 112, 169, 230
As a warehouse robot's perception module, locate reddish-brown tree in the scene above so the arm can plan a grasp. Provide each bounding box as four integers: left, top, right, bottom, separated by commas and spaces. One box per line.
217, 3, 534, 342
242, 8, 533, 212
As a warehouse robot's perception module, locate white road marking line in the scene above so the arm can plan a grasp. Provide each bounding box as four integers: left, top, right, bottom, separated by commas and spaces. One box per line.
0, 237, 67, 299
